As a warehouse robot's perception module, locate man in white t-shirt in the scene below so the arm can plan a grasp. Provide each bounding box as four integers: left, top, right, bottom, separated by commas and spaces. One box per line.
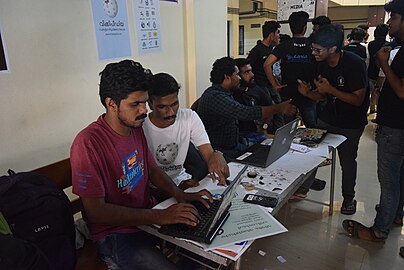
143, 73, 229, 189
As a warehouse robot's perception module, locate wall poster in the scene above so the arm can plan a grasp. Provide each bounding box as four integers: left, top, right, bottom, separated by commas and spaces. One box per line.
133, 0, 162, 55
91, 0, 132, 60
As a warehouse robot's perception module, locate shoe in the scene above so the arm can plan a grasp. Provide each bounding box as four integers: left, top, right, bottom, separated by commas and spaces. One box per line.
342, 220, 386, 242
341, 199, 357, 215
310, 178, 326, 191
375, 204, 403, 226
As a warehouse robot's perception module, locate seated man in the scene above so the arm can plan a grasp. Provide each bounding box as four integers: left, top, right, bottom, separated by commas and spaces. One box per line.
143, 72, 229, 189
233, 58, 284, 145
197, 56, 296, 160
70, 60, 212, 270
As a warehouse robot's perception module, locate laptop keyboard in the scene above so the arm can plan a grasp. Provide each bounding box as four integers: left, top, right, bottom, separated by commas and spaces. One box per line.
159, 200, 221, 239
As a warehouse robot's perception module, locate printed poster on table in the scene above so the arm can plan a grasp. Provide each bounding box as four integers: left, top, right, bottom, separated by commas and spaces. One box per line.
91, 0, 131, 60
133, 0, 162, 55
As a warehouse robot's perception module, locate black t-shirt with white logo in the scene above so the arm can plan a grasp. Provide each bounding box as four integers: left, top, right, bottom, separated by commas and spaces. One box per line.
317, 51, 369, 129
271, 37, 316, 106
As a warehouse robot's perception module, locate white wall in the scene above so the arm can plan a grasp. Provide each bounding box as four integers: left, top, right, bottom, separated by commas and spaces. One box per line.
0, 0, 227, 173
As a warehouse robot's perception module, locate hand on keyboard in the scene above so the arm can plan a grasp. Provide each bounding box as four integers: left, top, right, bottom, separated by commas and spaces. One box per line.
161, 203, 201, 227
175, 189, 213, 209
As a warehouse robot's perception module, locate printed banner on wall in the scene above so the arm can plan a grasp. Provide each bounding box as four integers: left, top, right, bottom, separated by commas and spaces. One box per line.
91, 0, 131, 60
133, 0, 162, 55
0, 24, 10, 73
277, 0, 316, 22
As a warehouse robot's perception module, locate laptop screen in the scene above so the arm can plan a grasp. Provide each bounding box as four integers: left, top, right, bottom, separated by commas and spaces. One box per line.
207, 165, 247, 232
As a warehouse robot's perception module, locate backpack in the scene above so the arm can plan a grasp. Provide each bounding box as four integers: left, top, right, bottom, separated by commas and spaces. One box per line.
0, 171, 76, 270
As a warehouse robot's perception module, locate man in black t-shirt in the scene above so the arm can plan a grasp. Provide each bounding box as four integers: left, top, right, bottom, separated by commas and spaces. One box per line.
298, 24, 369, 215
343, 28, 367, 60
248, 20, 281, 104
367, 24, 389, 113
233, 58, 285, 144
342, 0, 404, 242
264, 11, 317, 128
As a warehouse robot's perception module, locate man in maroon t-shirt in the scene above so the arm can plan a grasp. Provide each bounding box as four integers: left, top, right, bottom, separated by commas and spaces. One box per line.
71, 60, 212, 270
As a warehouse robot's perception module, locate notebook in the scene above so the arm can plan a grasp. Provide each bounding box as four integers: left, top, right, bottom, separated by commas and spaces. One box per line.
158, 165, 248, 244
234, 118, 299, 168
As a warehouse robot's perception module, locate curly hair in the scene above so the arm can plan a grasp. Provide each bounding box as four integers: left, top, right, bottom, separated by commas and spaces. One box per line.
99, 60, 152, 108
210, 57, 237, 84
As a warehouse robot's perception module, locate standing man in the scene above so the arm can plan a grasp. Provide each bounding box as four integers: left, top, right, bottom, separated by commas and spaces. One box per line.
298, 25, 369, 215
248, 20, 282, 104
343, 28, 368, 60
143, 72, 229, 189
197, 56, 296, 160
310, 15, 331, 37
343, 0, 404, 242
70, 60, 212, 270
367, 23, 389, 114
264, 11, 317, 128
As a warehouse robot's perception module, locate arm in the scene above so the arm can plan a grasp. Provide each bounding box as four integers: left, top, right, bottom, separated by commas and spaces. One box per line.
263, 54, 286, 90
261, 99, 297, 121
297, 79, 327, 101
378, 46, 404, 100
315, 77, 366, 107
198, 144, 229, 186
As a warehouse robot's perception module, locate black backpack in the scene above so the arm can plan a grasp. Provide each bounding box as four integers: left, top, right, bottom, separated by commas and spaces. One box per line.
0, 171, 76, 270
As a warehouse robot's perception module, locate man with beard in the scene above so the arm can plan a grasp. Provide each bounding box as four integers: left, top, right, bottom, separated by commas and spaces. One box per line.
342, 0, 404, 242
197, 56, 296, 160
233, 58, 284, 145
298, 25, 369, 215
143, 72, 229, 190
70, 60, 212, 270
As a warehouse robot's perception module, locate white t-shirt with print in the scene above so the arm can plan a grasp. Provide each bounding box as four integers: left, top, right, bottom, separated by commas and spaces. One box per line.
143, 108, 210, 185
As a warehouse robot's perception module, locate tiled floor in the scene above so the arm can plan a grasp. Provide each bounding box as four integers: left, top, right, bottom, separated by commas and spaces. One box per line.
240, 119, 404, 270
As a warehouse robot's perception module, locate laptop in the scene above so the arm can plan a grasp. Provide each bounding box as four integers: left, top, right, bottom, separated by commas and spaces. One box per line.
158, 165, 248, 244
234, 118, 299, 168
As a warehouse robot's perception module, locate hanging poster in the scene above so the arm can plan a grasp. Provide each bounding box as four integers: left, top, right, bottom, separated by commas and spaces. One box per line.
133, 0, 162, 55
0, 24, 10, 73
91, 0, 131, 60
277, 0, 316, 22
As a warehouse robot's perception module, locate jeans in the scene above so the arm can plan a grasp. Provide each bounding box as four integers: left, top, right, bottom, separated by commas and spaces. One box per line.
317, 120, 365, 200
372, 125, 404, 236
298, 101, 317, 128
96, 232, 179, 270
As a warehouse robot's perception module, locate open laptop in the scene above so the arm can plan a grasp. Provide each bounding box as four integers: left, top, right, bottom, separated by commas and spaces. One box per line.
234, 118, 299, 168
158, 165, 248, 244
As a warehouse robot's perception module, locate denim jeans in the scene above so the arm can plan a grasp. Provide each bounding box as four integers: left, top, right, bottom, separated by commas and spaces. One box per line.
317, 120, 365, 200
372, 125, 404, 236
298, 101, 317, 128
96, 232, 179, 270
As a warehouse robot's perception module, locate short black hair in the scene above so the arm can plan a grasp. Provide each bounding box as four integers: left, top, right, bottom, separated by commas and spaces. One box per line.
148, 73, 180, 100
312, 16, 331, 26
374, 23, 389, 38
280, 34, 292, 43
210, 57, 237, 84
313, 24, 344, 52
99, 60, 152, 108
350, 27, 367, 41
357, 24, 369, 31
235, 58, 250, 71
262, 21, 281, 39
289, 11, 309, 35
385, 0, 404, 18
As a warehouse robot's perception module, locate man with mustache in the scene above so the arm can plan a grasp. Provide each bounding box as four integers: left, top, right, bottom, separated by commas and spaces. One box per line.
197, 56, 296, 160
143, 73, 229, 190
233, 58, 284, 144
70, 60, 212, 270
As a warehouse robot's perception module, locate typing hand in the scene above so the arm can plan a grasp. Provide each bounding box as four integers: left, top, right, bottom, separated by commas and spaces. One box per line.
162, 203, 200, 226
177, 189, 213, 209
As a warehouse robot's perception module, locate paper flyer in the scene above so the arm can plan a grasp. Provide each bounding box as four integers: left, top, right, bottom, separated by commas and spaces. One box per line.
205, 188, 287, 251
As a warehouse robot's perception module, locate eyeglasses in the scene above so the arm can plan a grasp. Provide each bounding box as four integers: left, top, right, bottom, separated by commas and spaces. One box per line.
310, 46, 328, 54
